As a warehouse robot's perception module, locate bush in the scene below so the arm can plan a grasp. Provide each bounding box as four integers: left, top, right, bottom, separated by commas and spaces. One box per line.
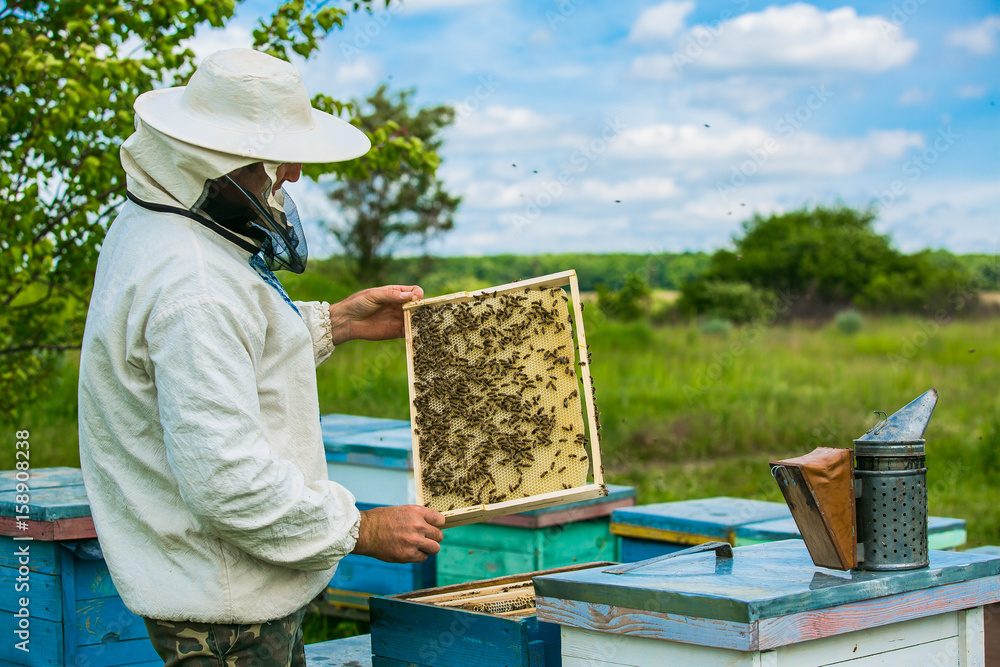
699, 317, 733, 336
596, 274, 652, 321
680, 205, 975, 318
677, 280, 776, 323
834, 309, 863, 334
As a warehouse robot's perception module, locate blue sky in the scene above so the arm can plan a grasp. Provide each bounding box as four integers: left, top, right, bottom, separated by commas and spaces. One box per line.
191, 0, 999, 257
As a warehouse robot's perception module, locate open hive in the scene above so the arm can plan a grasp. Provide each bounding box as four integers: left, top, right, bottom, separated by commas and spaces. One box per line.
403, 270, 605, 527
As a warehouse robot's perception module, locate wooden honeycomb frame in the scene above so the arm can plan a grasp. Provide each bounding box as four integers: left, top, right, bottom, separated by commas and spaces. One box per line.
403, 270, 606, 528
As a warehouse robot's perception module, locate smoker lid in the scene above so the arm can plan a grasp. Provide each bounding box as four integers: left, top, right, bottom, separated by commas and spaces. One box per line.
854, 388, 938, 443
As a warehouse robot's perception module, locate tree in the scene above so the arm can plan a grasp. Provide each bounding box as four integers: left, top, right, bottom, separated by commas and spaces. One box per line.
678, 205, 973, 319
321, 85, 461, 283
0, 0, 439, 420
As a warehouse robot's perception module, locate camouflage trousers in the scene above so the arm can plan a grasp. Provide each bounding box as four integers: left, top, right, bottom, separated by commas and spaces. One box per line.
142, 605, 307, 666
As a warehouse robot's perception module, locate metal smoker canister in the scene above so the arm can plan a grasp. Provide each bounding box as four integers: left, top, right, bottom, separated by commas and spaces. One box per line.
853, 388, 938, 571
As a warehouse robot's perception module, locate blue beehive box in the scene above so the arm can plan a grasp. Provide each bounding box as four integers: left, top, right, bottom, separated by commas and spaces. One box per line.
736, 515, 968, 550
610, 496, 791, 562
370, 562, 612, 667
323, 417, 415, 507
0, 468, 160, 666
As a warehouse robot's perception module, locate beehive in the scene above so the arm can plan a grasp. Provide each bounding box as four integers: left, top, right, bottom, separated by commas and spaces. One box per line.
403, 270, 605, 527
370, 562, 614, 667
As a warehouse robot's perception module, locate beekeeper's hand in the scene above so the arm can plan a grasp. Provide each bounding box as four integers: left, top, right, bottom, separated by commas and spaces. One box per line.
352, 505, 445, 563
328, 285, 424, 345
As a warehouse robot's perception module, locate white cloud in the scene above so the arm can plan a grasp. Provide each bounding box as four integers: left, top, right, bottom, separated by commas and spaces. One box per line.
629, 1, 695, 43
897, 87, 932, 106
183, 25, 254, 64
945, 16, 1000, 55
452, 105, 563, 137
576, 177, 681, 202
956, 84, 987, 99
608, 122, 924, 176
633, 4, 918, 78
689, 76, 790, 114
331, 58, 380, 89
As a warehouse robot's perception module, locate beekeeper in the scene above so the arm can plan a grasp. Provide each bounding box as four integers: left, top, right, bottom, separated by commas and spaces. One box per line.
78, 48, 444, 666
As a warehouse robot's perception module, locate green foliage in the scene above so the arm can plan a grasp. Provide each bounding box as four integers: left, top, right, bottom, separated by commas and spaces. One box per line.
0, 0, 410, 420
324, 252, 712, 294
7, 315, 1000, 551
317, 85, 460, 283
596, 273, 651, 321
698, 317, 733, 336
678, 280, 777, 323
834, 309, 864, 335
683, 205, 976, 319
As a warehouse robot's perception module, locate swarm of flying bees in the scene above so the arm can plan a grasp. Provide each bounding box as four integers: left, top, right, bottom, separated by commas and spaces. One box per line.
409, 286, 592, 513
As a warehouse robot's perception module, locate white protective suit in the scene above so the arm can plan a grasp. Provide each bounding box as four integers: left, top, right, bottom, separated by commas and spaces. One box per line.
78, 120, 361, 623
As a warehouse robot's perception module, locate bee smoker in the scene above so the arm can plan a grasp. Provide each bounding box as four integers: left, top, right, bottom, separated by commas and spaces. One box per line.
853, 388, 938, 571
770, 388, 939, 573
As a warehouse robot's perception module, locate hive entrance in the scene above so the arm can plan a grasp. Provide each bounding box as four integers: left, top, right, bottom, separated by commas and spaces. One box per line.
403, 271, 605, 526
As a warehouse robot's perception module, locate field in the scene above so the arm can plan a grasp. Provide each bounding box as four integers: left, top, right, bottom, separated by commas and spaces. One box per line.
8, 311, 999, 548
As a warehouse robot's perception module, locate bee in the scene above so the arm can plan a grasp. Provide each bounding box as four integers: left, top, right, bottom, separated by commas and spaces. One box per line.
540, 470, 548, 478
558, 466, 566, 473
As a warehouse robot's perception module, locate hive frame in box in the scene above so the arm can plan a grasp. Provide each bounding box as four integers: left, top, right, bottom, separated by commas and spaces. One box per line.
403, 269, 606, 528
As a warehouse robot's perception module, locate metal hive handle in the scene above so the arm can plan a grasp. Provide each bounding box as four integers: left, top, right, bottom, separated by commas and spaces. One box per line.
603, 541, 734, 575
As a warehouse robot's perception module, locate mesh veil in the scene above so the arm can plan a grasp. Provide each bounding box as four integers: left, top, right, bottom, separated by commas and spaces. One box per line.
191, 164, 308, 274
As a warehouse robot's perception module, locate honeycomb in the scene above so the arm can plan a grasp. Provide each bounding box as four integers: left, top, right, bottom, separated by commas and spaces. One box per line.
408, 286, 591, 513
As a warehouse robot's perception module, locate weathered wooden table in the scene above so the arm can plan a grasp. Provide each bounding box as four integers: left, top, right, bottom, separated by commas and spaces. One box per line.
535, 540, 1000, 666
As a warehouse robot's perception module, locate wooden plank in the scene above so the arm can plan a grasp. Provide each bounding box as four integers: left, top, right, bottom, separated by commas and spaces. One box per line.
370, 597, 530, 666
403, 306, 424, 508
398, 561, 613, 603
0, 610, 62, 665
0, 567, 61, 622
444, 485, 606, 528
487, 495, 635, 529
73, 639, 161, 667
958, 606, 985, 667
533, 541, 1000, 626
330, 552, 435, 596
304, 633, 373, 666
0, 468, 83, 492
74, 596, 153, 645
402, 271, 579, 312
984, 602, 1000, 667
0, 538, 59, 573
0, 516, 97, 540
771, 611, 957, 665
536, 597, 758, 652
757, 577, 1000, 649
73, 557, 118, 600
0, 485, 92, 522
611, 522, 730, 546
568, 272, 603, 488
561, 626, 755, 667
59, 544, 76, 667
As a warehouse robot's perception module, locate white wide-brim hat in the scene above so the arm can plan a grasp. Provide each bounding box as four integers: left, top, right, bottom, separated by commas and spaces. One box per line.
133, 48, 370, 164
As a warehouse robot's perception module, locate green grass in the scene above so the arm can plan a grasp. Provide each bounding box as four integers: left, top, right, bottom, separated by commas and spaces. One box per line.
4, 313, 999, 641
